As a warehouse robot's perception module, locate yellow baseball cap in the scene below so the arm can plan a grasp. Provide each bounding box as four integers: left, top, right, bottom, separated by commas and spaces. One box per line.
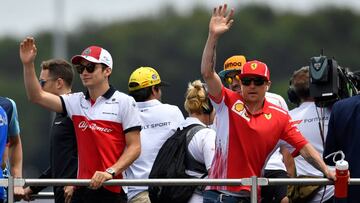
128, 67, 169, 92
218, 55, 246, 78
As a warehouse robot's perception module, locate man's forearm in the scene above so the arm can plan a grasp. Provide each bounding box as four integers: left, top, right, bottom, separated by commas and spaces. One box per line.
201, 34, 219, 79
300, 143, 329, 176
23, 62, 43, 103
111, 144, 140, 176
9, 136, 23, 178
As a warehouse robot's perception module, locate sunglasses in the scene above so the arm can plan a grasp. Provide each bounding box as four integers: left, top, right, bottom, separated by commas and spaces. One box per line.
39, 79, 47, 87
39, 78, 57, 87
241, 77, 267, 86
75, 63, 96, 74
224, 74, 241, 85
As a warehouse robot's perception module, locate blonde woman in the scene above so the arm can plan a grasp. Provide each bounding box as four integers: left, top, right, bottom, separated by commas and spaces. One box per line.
183, 80, 216, 203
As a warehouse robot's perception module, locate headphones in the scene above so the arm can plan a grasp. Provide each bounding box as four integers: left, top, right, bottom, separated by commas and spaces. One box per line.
287, 66, 311, 106
287, 79, 301, 106
202, 83, 214, 115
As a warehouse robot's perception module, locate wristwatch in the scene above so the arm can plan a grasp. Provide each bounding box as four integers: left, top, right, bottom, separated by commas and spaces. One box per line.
105, 168, 116, 177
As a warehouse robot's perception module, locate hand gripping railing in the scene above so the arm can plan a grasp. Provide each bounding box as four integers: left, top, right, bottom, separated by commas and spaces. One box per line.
3, 176, 360, 203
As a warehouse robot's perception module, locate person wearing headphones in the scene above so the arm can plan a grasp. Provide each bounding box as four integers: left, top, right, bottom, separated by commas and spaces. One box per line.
126, 67, 184, 203
182, 79, 216, 203
288, 66, 334, 203
219, 55, 292, 203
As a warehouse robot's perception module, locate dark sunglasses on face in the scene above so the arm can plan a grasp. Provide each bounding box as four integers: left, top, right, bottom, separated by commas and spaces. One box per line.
225, 74, 241, 85
241, 77, 267, 86
75, 63, 96, 74
39, 78, 57, 87
39, 79, 47, 87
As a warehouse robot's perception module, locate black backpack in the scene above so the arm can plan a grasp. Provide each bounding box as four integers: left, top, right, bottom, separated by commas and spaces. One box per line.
148, 124, 208, 203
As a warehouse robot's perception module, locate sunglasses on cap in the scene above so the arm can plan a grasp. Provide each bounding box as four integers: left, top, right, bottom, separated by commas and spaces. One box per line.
224, 74, 241, 85
241, 77, 267, 86
74, 63, 96, 74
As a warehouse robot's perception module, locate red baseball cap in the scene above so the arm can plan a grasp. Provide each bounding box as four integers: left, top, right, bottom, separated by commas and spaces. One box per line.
240, 60, 270, 81
71, 46, 113, 69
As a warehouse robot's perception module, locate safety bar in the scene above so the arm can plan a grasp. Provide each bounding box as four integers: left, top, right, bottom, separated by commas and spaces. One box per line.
4, 176, 360, 203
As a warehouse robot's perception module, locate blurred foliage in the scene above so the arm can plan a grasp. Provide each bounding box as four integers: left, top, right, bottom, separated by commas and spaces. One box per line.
0, 4, 360, 177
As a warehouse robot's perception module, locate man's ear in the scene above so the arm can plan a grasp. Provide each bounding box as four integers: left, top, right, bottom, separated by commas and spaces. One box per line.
266, 81, 272, 91
55, 78, 64, 89
104, 67, 112, 77
151, 86, 156, 94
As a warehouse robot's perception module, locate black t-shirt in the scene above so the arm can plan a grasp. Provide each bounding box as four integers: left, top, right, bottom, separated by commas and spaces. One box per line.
31, 112, 78, 194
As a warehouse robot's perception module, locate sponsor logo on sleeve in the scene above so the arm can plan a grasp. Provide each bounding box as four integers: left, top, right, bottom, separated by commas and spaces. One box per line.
231, 101, 250, 121
0, 114, 7, 126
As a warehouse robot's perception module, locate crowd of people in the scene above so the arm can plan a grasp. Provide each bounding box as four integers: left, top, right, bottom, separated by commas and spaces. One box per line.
0, 3, 358, 203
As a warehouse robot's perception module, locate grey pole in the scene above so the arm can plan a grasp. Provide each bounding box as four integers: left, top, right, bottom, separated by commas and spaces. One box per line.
7, 176, 14, 203
53, 0, 67, 59
251, 176, 257, 203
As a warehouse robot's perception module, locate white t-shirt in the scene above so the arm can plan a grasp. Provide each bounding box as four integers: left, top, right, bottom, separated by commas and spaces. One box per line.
264, 92, 289, 171
181, 117, 216, 203
125, 99, 184, 200
289, 101, 333, 202
182, 117, 216, 177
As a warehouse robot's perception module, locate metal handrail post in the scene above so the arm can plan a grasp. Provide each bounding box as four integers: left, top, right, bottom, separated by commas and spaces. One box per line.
8, 176, 13, 203
251, 176, 257, 203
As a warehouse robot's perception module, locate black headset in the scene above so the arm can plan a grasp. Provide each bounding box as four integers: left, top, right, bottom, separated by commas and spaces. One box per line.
287, 78, 301, 106
287, 69, 311, 106
202, 83, 214, 115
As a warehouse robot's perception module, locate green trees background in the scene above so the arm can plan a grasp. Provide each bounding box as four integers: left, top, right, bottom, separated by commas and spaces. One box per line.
1, 4, 359, 176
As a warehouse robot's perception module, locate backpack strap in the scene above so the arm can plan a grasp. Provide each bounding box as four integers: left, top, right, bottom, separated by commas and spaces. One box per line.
185, 124, 208, 175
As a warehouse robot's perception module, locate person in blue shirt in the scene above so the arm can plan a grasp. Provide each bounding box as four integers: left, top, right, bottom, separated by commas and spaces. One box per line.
323, 94, 360, 203
0, 97, 24, 202
0, 105, 8, 203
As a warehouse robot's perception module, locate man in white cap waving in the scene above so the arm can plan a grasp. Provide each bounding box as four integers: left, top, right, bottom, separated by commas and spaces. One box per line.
20, 37, 141, 203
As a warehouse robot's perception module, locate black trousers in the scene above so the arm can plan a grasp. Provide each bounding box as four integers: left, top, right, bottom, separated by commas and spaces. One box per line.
261, 169, 289, 203
70, 187, 127, 203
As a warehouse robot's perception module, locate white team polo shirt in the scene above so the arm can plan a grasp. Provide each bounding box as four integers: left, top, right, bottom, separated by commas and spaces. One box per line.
61, 86, 142, 193
126, 99, 184, 200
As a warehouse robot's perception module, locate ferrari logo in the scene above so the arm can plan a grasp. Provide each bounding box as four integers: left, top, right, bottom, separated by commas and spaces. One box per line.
264, 113, 272, 120
251, 63, 257, 70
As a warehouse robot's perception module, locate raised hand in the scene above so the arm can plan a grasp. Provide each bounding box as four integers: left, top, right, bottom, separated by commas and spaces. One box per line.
209, 4, 234, 38
19, 37, 37, 66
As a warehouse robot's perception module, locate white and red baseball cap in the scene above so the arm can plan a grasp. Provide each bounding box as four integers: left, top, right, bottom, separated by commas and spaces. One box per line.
71, 46, 113, 69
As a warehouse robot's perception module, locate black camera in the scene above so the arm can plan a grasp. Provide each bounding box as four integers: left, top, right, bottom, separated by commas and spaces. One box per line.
309, 55, 358, 107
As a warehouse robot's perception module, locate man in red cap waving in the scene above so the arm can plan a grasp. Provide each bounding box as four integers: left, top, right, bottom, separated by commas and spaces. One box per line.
20, 37, 141, 203
200, 4, 335, 203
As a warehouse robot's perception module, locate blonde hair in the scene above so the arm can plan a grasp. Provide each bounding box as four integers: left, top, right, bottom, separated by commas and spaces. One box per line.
184, 80, 211, 115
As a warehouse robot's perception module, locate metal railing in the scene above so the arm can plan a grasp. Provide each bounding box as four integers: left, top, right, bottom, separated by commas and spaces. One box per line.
3, 176, 360, 203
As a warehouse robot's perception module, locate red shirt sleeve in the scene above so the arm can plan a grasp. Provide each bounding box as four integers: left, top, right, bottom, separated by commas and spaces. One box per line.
208, 85, 226, 104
